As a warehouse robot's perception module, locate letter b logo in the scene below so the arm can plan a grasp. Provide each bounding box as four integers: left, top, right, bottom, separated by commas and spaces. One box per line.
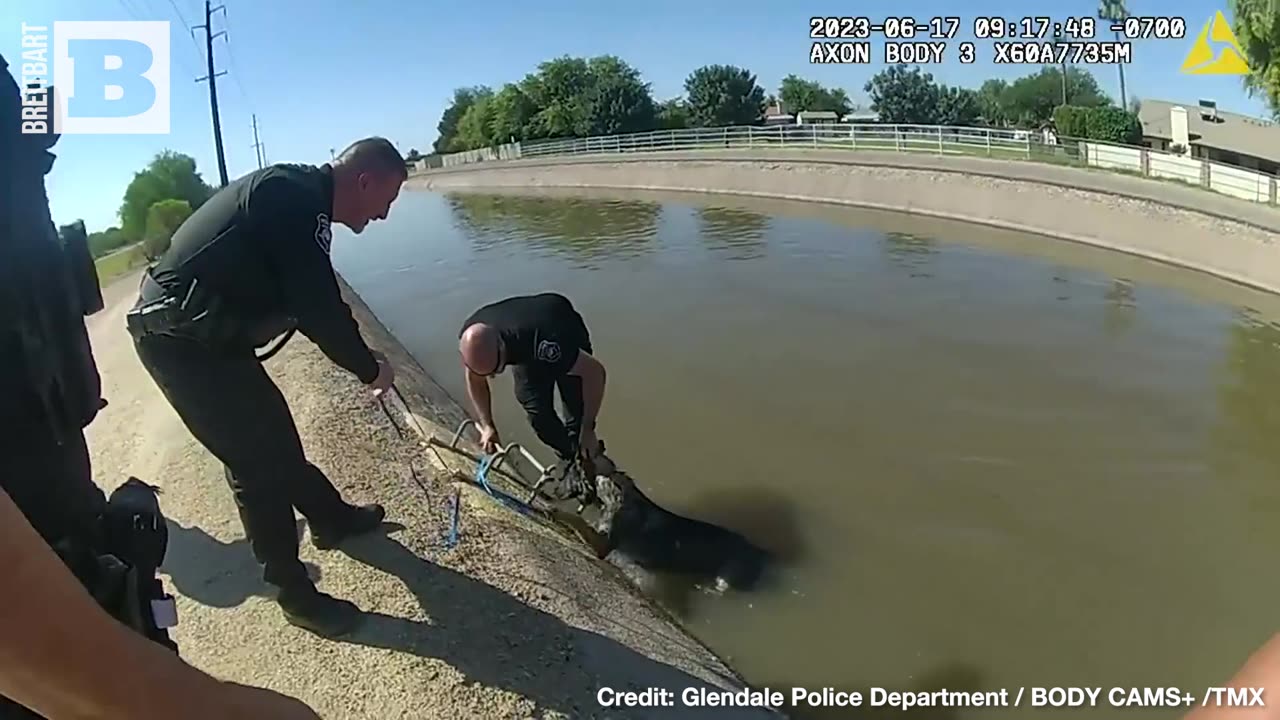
53, 21, 170, 134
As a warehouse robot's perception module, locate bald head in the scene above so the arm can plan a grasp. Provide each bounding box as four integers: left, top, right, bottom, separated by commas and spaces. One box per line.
460, 323, 502, 375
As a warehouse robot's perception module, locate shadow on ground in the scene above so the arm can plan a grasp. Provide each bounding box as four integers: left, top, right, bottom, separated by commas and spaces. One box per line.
339, 526, 776, 719
162, 519, 320, 608
762, 663, 986, 719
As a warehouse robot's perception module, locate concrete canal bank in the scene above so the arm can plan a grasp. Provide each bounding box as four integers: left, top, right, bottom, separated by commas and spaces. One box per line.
412, 149, 1280, 296
83, 272, 781, 719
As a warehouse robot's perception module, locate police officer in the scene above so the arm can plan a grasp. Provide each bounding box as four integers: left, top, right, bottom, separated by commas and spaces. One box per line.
127, 138, 406, 638
458, 293, 608, 495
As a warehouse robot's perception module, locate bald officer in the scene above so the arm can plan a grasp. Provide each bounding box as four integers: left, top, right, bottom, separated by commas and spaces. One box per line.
458, 293, 607, 495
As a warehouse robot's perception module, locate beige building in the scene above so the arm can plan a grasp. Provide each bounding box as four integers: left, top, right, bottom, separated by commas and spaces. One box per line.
1138, 98, 1280, 175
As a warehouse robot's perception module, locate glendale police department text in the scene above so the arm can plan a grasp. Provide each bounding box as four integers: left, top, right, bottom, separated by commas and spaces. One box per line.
597, 686, 1267, 710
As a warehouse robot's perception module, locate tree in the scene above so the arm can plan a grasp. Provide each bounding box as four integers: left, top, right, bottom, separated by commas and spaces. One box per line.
405, 148, 422, 162
488, 83, 538, 143
864, 65, 943, 124
451, 93, 498, 151
778, 75, 852, 115
118, 151, 212, 243
656, 97, 690, 129
514, 55, 657, 140
1098, 0, 1130, 110
142, 199, 193, 260
936, 86, 981, 126
1000, 66, 1108, 127
433, 86, 491, 153
978, 79, 1010, 126
87, 226, 129, 257
580, 55, 657, 136
683, 64, 766, 127
1230, 0, 1280, 119
519, 56, 595, 139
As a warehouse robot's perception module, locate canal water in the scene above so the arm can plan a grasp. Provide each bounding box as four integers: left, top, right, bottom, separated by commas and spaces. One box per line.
334, 188, 1280, 719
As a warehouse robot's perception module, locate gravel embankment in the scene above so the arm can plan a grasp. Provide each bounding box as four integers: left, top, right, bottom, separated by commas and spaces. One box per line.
84, 272, 779, 720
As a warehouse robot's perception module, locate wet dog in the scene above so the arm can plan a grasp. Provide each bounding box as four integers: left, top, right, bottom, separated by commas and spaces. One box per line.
579, 444, 775, 598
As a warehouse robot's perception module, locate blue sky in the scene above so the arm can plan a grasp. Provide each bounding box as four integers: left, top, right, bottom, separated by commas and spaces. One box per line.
2, 0, 1268, 233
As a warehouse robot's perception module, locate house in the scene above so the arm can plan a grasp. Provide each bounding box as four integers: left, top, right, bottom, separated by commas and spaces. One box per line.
1138, 98, 1280, 175
842, 109, 880, 123
762, 102, 794, 125
796, 110, 839, 125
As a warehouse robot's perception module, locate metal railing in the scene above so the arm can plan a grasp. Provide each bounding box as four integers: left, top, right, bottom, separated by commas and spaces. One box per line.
519, 123, 1074, 161
420, 122, 1280, 207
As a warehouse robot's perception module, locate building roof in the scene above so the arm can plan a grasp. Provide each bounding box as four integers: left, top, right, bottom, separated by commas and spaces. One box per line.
1139, 98, 1280, 163
797, 110, 839, 120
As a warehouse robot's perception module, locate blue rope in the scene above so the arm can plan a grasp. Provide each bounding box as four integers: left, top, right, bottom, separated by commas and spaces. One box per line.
474, 453, 534, 516
445, 488, 460, 548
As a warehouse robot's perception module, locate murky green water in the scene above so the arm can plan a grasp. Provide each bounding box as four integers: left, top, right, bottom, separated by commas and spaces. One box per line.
334, 187, 1280, 719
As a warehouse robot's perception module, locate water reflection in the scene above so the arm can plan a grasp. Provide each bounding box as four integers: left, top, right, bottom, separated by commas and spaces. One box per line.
883, 231, 938, 278
1214, 312, 1280, 486
696, 206, 771, 261
1103, 278, 1137, 336
446, 193, 659, 267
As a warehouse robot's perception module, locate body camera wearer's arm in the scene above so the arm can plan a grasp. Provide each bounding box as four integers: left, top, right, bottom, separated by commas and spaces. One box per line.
0, 485, 321, 719
252, 176, 379, 383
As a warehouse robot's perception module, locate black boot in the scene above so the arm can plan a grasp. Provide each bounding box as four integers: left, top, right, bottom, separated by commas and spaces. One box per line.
311, 503, 386, 550
277, 583, 363, 638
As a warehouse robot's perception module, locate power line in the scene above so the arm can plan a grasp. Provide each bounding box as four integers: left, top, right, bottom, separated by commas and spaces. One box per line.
218, 4, 254, 110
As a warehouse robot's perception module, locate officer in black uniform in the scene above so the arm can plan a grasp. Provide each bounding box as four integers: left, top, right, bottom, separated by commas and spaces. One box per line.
458, 293, 609, 495
126, 138, 406, 638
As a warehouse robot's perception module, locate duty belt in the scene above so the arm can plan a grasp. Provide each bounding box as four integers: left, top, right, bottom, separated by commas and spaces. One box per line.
125, 273, 213, 341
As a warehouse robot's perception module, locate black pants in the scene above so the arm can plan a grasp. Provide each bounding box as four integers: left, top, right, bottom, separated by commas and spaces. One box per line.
514, 368, 585, 461
511, 317, 592, 460
133, 333, 350, 591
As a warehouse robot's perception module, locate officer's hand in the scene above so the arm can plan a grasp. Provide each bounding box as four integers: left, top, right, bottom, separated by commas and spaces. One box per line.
368, 350, 394, 397
478, 423, 501, 454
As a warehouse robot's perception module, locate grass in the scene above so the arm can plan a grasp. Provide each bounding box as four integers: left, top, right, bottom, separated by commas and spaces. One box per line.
94, 243, 148, 285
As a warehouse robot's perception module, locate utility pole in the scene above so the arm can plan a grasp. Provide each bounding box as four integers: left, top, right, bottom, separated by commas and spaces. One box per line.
251, 114, 264, 169
193, 0, 228, 187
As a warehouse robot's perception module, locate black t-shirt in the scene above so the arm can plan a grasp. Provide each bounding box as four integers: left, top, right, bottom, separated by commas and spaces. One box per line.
460, 293, 591, 378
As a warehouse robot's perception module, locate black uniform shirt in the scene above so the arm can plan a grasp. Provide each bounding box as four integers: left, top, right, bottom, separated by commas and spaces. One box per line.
460, 293, 590, 378
148, 163, 379, 383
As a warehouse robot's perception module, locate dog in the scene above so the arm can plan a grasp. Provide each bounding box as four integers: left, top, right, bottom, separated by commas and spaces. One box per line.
580, 444, 775, 599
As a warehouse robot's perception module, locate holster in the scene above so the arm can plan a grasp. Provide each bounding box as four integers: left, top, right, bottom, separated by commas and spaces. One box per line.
53, 478, 180, 655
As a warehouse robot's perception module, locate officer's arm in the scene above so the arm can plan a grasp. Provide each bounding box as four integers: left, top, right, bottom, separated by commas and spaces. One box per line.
567, 351, 606, 431
464, 367, 496, 428
0, 486, 320, 719
255, 178, 380, 384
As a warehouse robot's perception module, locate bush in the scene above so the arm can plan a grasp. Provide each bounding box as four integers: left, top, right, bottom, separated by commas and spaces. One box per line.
1053, 104, 1141, 145
143, 198, 193, 260
1051, 105, 1088, 137
1083, 106, 1142, 144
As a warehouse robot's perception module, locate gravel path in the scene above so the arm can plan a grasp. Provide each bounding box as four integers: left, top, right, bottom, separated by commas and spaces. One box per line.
84, 272, 777, 720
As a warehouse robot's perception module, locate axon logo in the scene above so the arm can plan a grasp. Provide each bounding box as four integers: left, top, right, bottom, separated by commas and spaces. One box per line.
19, 20, 170, 134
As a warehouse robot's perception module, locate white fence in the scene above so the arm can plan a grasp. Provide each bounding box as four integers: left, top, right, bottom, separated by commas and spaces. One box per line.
426, 123, 1280, 207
